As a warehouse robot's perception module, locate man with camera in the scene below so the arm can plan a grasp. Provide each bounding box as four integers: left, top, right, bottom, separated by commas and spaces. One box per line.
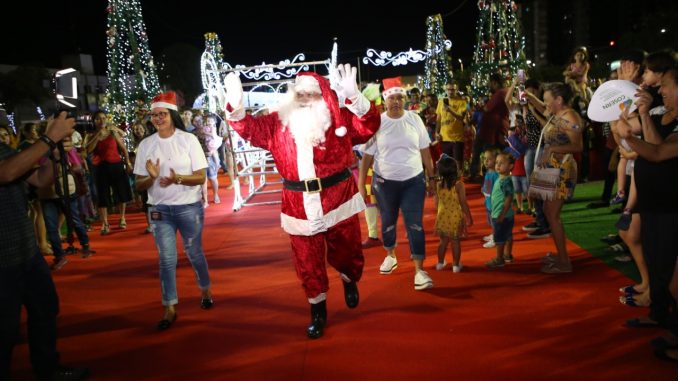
436, 81, 469, 168
0, 112, 90, 380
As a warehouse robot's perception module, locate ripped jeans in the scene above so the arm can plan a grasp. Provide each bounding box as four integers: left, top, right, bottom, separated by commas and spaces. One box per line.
372, 171, 426, 260
150, 201, 211, 306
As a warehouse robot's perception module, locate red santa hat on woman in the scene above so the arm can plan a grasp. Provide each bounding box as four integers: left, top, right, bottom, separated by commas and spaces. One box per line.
293, 72, 347, 137
151, 91, 178, 111
381, 76, 406, 99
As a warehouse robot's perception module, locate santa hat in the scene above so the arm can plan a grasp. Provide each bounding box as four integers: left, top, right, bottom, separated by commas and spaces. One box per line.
381, 77, 406, 99
294, 75, 322, 94
151, 91, 178, 111
294, 72, 347, 137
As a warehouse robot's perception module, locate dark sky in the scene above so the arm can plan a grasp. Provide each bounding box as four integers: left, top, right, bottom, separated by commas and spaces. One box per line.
2, 0, 478, 77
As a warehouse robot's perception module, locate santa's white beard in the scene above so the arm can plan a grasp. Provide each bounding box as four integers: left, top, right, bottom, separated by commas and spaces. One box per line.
280, 99, 332, 147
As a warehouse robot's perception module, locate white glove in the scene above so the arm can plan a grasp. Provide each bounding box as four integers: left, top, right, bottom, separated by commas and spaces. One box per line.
223, 73, 245, 121
333, 63, 359, 101
224, 73, 243, 110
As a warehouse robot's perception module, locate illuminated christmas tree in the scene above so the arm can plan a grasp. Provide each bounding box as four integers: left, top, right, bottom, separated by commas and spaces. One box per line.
104, 0, 160, 127
470, 0, 527, 99
423, 14, 453, 96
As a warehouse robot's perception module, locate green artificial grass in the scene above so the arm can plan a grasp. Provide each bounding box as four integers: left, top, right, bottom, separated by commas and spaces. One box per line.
562, 180, 640, 281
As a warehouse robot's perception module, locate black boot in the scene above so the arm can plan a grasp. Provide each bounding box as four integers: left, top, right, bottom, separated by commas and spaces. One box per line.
306, 301, 327, 339
343, 279, 359, 309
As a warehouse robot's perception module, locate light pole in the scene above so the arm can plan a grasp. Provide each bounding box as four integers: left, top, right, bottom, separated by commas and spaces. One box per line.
458, 58, 464, 72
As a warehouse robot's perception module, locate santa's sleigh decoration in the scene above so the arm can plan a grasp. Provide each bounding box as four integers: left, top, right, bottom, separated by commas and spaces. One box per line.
199, 34, 338, 211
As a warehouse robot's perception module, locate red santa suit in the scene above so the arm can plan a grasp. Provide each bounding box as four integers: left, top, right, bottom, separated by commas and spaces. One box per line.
226, 72, 380, 302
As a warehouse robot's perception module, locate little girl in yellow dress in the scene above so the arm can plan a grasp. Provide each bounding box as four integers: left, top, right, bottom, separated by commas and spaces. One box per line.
434, 154, 473, 272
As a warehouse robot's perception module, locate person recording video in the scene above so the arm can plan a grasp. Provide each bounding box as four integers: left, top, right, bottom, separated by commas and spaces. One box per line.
0, 112, 90, 380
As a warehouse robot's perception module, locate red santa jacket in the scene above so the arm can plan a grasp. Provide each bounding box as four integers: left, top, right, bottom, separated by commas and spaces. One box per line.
228, 102, 380, 236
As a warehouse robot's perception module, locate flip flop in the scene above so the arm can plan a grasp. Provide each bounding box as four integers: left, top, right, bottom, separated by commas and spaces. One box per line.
619, 295, 639, 307
625, 317, 660, 328
606, 243, 628, 253
619, 285, 641, 295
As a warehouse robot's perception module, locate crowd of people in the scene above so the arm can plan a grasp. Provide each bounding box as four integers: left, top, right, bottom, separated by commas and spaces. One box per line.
4, 46, 678, 380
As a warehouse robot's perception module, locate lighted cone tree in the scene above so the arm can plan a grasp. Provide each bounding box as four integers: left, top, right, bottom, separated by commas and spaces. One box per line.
470, 0, 527, 100
423, 14, 453, 96
104, 0, 160, 127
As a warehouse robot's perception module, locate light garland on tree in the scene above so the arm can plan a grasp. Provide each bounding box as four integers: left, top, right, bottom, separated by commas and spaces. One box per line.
470, 0, 526, 100
104, 0, 160, 129
423, 14, 454, 96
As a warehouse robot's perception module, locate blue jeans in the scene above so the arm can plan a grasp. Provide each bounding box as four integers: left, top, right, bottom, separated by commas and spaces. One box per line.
0, 252, 59, 379
42, 197, 90, 259
150, 202, 211, 306
372, 172, 426, 259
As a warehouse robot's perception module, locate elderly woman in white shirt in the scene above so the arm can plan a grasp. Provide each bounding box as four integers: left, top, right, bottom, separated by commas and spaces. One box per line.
359, 78, 436, 291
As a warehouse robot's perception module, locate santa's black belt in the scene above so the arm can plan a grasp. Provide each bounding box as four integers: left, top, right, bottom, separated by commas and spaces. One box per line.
282, 168, 352, 193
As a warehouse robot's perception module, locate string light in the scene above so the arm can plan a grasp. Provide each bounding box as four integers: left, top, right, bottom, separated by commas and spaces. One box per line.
423, 14, 454, 96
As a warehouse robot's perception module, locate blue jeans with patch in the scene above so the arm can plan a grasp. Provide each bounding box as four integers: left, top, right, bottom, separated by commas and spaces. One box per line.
372, 172, 426, 260
150, 201, 211, 306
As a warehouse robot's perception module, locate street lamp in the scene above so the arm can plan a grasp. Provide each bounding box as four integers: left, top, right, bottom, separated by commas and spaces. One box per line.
458, 58, 464, 72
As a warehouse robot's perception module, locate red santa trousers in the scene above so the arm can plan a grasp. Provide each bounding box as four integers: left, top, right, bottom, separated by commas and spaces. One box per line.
289, 215, 364, 299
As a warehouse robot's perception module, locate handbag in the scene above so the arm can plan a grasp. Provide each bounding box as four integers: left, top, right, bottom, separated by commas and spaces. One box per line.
528, 116, 568, 201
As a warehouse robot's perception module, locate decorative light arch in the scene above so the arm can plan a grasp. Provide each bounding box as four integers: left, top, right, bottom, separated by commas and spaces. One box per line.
362, 40, 452, 67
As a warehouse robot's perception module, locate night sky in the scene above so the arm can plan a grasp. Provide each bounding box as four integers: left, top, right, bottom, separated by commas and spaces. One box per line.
2, 0, 478, 77
2, 0, 675, 80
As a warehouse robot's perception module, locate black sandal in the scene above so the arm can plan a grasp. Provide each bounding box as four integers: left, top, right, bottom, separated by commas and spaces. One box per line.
200, 298, 214, 310
157, 312, 177, 331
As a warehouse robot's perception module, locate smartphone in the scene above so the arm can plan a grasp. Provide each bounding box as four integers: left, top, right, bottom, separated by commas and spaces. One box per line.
443, 98, 449, 106
518, 85, 527, 105
517, 69, 525, 84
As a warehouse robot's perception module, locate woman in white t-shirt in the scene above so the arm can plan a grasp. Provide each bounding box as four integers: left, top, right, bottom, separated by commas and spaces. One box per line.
133, 92, 213, 331
358, 79, 436, 291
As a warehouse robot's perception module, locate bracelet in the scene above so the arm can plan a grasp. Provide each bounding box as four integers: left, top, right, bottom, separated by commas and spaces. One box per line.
38, 135, 57, 150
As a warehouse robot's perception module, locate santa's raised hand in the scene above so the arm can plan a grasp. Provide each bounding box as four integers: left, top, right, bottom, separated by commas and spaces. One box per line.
224, 72, 245, 121
333, 63, 359, 101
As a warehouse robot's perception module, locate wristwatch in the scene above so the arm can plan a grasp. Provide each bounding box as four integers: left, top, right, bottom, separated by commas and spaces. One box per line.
176, 175, 183, 185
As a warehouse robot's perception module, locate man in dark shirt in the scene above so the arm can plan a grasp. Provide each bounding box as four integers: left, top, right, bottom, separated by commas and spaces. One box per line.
0, 112, 89, 381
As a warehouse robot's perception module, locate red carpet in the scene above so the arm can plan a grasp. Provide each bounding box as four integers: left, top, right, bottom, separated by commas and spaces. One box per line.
11, 173, 677, 380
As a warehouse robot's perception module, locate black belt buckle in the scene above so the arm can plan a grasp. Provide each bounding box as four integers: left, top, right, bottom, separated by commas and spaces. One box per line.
304, 177, 322, 193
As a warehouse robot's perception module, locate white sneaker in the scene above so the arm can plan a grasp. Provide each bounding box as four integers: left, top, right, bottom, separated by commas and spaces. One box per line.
482, 233, 493, 242
452, 264, 463, 273
414, 270, 433, 290
435, 261, 447, 271
483, 239, 496, 248
379, 255, 398, 274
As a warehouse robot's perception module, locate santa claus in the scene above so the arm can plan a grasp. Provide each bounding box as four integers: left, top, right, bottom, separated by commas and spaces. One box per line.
224, 64, 380, 339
